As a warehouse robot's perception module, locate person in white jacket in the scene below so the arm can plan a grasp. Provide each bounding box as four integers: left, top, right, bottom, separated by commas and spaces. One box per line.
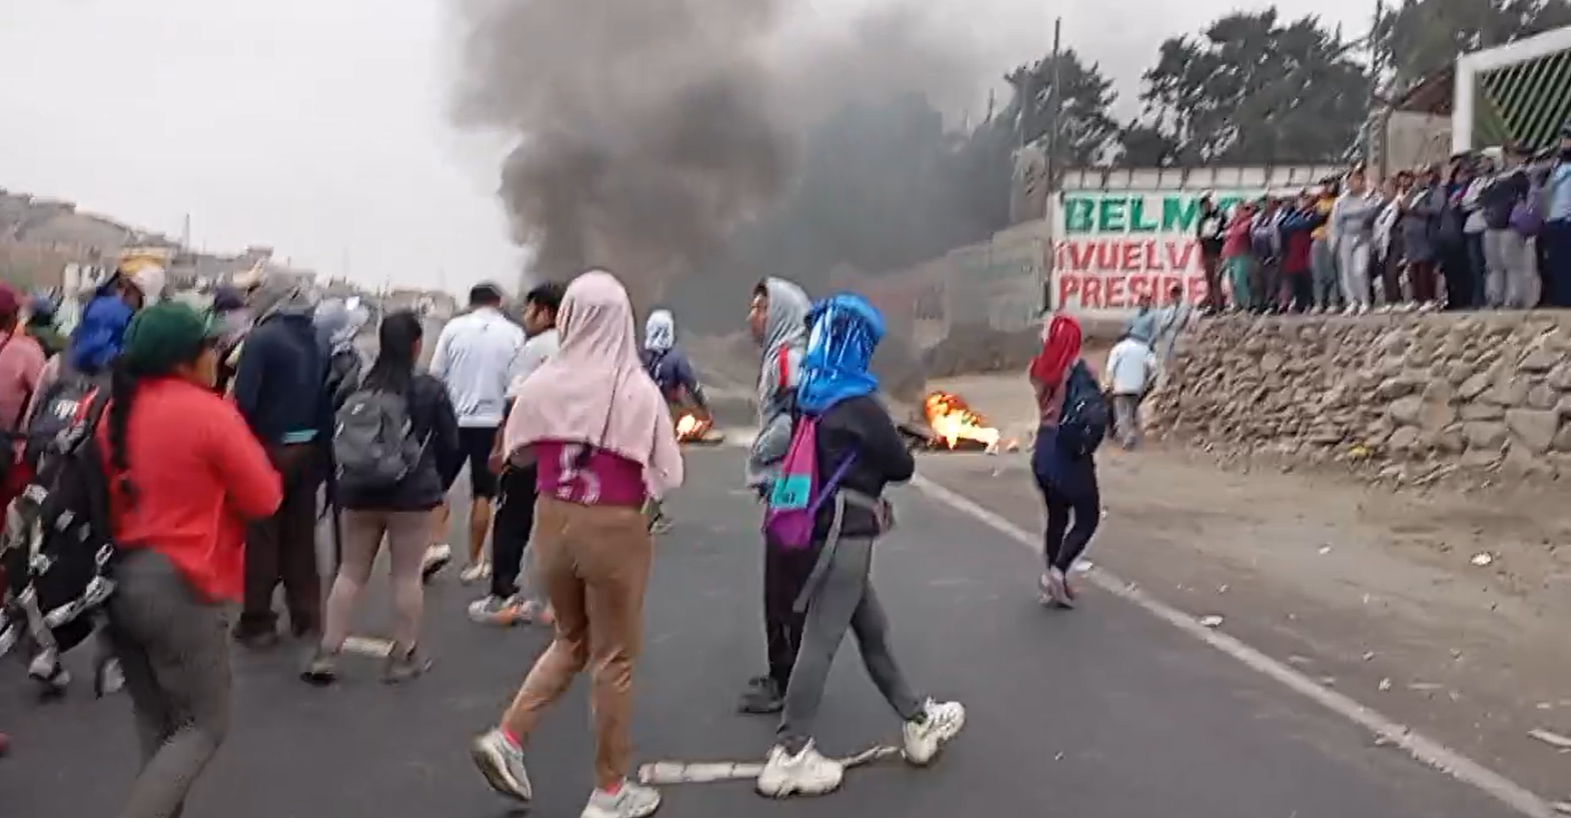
1103, 328, 1158, 449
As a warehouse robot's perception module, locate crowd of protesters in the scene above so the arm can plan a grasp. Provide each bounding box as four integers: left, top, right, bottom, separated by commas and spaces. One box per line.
1194, 127, 1571, 315
0, 262, 970, 817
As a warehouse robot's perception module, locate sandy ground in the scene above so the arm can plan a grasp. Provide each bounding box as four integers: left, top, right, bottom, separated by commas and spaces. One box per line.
918, 372, 1571, 801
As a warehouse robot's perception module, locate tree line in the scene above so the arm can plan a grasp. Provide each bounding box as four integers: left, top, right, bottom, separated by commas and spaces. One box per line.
668, 0, 1571, 325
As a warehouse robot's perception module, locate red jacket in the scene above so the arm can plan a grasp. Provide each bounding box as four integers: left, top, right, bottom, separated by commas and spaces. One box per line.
1280, 207, 1327, 275
1221, 213, 1254, 258
97, 377, 282, 602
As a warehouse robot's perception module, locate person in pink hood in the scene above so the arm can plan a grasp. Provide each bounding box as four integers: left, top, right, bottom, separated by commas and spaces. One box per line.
470, 270, 682, 818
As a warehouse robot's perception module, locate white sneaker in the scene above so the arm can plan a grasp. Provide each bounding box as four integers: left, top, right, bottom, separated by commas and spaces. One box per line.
1356, 303, 1370, 315
421, 544, 452, 583
756, 741, 844, 797
1042, 567, 1072, 608
902, 699, 966, 766
581, 780, 661, 818
459, 562, 492, 585
471, 729, 532, 801
1341, 304, 1358, 316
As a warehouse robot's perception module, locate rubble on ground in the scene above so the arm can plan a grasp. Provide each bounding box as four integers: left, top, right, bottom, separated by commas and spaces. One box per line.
1147, 312, 1571, 490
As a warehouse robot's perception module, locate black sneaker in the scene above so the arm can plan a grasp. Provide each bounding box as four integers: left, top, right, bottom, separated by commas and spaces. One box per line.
232, 625, 281, 651
738, 676, 785, 715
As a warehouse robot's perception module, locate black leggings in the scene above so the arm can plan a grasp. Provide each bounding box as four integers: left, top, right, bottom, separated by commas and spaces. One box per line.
490, 463, 539, 600
763, 541, 817, 689
1037, 482, 1101, 574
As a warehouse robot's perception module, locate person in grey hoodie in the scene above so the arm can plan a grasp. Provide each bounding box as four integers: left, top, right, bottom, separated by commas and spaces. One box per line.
1330, 166, 1382, 313
739, 277, 812, 714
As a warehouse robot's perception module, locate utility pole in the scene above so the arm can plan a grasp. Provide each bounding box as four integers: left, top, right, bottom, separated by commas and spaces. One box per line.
1041, 17, 1063, 316
1365, 0, 1385, 174
1045, 18, 1063, 185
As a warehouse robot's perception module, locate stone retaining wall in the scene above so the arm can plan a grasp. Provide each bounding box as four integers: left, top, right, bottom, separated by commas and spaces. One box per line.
1147, 312, 1571, 488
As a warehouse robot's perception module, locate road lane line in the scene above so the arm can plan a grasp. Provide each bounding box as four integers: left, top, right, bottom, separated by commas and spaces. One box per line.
341, 636, 394, 658
911, 474, 1558, 818
639, 744, 899, 785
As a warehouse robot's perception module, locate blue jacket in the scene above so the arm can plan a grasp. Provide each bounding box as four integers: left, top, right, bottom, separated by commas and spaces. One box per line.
68, 289, 134, 374
642, 346, 702, 401
233, 310, 332, 447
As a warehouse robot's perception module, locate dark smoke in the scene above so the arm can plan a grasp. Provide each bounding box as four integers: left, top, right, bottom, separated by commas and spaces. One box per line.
452, 0, 987, 308
452, 0, 793, 305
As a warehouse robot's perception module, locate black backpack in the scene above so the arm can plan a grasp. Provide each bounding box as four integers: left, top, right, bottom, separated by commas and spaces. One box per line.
0, 389, 116, 682
1058, 361, 1110, 457
24, 368, 103, 469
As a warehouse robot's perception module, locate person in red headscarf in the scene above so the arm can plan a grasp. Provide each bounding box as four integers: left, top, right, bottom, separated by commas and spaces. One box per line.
1028, 314, 1102, 608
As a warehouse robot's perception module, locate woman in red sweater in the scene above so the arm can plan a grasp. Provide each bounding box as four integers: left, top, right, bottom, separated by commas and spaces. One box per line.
97, 302, 282, 818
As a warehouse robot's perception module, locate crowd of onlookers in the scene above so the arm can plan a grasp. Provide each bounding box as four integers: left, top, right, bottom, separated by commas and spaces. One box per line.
1192, 126, 1571, 315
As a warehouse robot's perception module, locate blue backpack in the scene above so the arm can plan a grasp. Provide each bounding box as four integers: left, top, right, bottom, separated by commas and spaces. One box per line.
1058, 361, 1109, 457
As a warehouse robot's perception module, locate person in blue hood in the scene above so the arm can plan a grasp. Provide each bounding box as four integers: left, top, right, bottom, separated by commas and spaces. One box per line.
756, 293, 966, 798
231, 280, 332, 649
69, 264, 167, 374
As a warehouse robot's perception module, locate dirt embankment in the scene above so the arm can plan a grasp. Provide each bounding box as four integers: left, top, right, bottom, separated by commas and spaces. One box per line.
917, 310, 1571, 803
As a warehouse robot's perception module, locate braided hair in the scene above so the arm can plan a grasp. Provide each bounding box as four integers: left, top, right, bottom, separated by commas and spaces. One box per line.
106, 360, 141, 506
104, 340, 215, 507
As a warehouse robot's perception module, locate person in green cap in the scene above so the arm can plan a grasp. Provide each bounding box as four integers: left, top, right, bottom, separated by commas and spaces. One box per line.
94, 301, 283, 818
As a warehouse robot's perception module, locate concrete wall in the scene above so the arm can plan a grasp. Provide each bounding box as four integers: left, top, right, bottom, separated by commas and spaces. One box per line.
1382, 111, 1453, 176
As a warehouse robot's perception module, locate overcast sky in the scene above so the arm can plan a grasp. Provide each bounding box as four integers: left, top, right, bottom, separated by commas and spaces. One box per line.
0, 0, 1372, 295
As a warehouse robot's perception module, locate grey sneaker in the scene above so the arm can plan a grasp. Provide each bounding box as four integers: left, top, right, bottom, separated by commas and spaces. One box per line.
301, 647, 339, 686
737, 676, 785, 715
383, 645, 432, 684
471, 729, 532, 801
581, 780, 661, 818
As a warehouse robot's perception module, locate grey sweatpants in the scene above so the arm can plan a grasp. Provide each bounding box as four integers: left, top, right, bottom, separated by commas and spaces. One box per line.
1310, 238, 1341, 309
106, 549, 233, 818
777, 535, 922, 751
1112, 393, 1142, 448
1337, 241, 1372, 308
1483, 229, 1537, 308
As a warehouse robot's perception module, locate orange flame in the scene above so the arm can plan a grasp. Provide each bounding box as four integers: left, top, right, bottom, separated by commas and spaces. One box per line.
923, 391, 1000, 450
675, 412, 712, 442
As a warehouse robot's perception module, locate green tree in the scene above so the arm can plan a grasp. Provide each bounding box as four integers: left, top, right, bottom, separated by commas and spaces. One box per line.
1001, 49, 1121, 166
1375, 0, 1571, 94
1121, 10, 1372, 165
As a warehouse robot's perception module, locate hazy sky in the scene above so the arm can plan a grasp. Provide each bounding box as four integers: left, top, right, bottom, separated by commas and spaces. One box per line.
0, 0, 1372, 295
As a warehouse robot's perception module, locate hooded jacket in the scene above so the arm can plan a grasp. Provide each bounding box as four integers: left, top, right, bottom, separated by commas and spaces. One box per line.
641, 310, 703, 405
232, 285, 332, 446
745, 278, 810, 492
68, 282, 135, 374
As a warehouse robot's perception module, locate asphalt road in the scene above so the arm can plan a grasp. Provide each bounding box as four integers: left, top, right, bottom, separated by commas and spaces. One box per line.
0, 447, 1530, 818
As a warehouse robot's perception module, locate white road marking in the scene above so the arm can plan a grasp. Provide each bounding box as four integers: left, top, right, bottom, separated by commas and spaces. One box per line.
341, 636, 394, 658
639, 744, 899, 785
910, 474, 1558, 818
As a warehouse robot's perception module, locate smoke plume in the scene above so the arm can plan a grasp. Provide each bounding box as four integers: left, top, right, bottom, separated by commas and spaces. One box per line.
451, 0, 986, 306
451, 0, 793, 305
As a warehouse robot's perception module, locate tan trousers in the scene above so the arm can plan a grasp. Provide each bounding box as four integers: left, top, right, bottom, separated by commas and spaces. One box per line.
500, 496, 653, 788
